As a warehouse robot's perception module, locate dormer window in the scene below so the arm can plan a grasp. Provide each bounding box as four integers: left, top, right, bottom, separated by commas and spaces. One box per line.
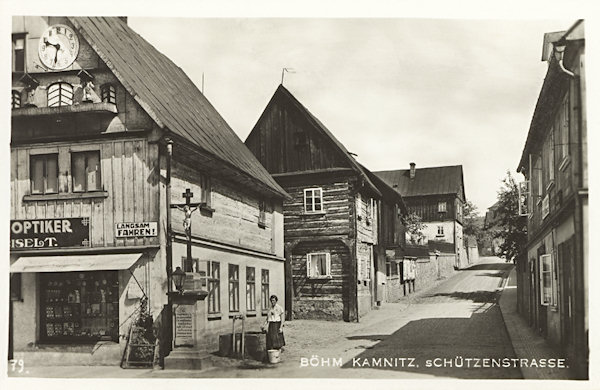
48, 82, 73, 107
100, 83, 116, 104
11, 90, 21, 109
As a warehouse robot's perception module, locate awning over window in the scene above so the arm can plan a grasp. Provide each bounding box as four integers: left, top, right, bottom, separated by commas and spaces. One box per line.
10, 253, 144, 273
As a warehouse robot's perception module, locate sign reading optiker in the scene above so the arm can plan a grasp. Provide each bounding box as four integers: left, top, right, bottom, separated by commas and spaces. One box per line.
115, 222, 158, 238
10, 218, 90, 249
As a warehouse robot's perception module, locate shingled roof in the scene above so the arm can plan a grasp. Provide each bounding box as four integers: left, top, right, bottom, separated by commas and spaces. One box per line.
374, 165, 465, 200
68, 17, 287, 198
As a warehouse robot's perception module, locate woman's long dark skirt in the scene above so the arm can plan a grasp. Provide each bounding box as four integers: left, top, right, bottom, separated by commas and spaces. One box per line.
266, 321, 285, 350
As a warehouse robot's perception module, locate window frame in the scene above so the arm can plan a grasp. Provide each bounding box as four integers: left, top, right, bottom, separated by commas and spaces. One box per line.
437, 225, 444, 236
258, 200, 267, 228
306, 252, 332, 279
261, 269, 269, 313
100, 83, 117, 105
246, 266, 256, 312
71, 150, 102, 193
558, 95, 570, 165
539, 253, 556, 306
206, 261, 221, 314
304, 187, 324, 214
228, 264, 239, 312
47, 82, 74, 107
438, 201, 447, 213
12, 90, 22, 109
207, 261, 220, 314
12, 33, 26, 73
30, 153, 59, 195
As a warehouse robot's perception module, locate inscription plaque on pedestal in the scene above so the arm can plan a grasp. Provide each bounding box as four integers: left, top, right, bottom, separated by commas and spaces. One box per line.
174, 304, 195, 347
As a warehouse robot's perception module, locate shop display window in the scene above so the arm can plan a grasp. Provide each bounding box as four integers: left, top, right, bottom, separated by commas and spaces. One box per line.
40, 271, 119, 343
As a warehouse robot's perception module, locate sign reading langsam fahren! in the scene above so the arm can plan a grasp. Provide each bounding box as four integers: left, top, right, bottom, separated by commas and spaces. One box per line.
10, 218, 90, 250
115, 222, 158, 238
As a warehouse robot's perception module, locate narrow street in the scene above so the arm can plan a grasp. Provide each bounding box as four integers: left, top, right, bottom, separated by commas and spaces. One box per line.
8, 257, 525, 379
157, 256, 521, 378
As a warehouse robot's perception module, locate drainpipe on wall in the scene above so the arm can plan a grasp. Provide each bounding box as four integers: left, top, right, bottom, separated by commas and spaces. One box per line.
165, 139, 174, 352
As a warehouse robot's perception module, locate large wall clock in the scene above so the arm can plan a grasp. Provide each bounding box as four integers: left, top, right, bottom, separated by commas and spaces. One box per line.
38, 24, 80, 70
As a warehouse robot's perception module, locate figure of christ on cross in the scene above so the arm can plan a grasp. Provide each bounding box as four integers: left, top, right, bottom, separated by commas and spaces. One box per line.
171, 189, 205, 272
171, 188, 204, 239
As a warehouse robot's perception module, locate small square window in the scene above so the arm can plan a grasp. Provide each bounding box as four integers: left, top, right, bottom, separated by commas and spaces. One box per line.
438, 202, 447, 213
72, 151, 101, 192
307, 252, 331, 278
437, 225, 444, 236
304, 188, 323, 213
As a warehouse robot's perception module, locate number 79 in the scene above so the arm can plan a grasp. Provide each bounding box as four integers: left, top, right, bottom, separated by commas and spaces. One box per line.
10, 359, 24, 373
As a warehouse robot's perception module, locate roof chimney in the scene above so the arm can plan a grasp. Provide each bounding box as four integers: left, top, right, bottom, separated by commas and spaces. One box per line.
118, 17, 128, 24
409, 162, 416, 179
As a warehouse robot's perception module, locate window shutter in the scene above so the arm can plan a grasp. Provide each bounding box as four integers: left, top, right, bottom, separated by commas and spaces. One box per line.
326, 253, 331, 276
306, 254, 312, 277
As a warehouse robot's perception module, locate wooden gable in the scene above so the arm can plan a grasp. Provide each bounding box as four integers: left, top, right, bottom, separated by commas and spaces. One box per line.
246, 86, 351, 174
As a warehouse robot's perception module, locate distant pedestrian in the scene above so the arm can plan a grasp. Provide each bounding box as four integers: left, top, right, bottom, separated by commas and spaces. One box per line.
263, 295, 285, 351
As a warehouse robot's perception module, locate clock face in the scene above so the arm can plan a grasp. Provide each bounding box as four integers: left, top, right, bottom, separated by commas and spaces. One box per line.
38, 24, 80, 70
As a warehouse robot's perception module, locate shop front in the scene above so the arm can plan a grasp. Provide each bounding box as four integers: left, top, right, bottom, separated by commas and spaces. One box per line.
9, 251, 158, 366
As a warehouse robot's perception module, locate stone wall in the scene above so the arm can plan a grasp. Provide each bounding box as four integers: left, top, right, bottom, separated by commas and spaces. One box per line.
292, 297, 344, 320
414, 255, 457, 292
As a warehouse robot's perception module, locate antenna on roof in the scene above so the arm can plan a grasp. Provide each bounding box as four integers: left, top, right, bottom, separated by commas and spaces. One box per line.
348, 151, 358, 157
202, 72, 205, 94
281, 68, 295, 85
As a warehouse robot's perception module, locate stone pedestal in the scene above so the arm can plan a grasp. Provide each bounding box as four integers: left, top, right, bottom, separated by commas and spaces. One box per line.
164, 290, 210, 370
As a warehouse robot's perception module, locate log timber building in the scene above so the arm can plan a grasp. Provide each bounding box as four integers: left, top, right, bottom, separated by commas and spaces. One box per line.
245, 85, 408, 321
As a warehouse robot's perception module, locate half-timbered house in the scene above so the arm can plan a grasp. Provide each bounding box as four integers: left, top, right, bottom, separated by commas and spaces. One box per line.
10, 16, 287, 367
245, 85, 406, 321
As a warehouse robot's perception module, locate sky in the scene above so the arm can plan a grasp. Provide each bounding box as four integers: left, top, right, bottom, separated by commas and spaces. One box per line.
128, 17, 572, 215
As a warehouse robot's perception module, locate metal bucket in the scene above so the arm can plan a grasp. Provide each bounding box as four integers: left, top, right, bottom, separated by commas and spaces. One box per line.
267, 349, 281, 364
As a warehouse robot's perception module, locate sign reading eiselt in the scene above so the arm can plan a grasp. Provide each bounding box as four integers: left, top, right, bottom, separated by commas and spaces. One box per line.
10, 218, 90, 249
115, 222, 158, 238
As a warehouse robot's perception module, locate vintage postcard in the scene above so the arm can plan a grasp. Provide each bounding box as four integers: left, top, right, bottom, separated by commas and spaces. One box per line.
4, 1, 597, 387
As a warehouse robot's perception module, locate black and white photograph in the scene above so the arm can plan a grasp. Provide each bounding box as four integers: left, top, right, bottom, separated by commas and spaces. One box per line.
3, 0, 598, 386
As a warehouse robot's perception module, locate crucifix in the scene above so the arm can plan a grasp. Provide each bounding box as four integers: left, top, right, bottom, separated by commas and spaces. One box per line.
171, 188, 205, 272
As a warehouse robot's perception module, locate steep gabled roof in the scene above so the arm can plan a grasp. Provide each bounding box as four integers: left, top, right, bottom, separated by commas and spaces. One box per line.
374, 165, 465, 200
267, 85, 380, 196
69, 17, 286, 198
359, 164, 407, 214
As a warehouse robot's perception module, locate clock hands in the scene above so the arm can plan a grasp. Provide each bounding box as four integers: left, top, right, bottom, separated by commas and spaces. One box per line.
43, 38, 61, 51
43, 38, 62, 65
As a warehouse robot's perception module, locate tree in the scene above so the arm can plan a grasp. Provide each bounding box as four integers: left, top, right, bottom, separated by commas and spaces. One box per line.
402, 212, 426, 245
491, 171, 528, 261
463, 200, 482, 236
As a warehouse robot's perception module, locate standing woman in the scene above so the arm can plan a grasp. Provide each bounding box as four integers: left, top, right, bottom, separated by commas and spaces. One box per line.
263, 295, 285, 352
